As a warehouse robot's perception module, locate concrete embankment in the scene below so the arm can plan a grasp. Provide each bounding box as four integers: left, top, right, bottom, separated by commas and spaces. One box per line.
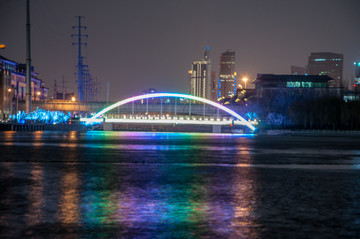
0, 123, 88, 131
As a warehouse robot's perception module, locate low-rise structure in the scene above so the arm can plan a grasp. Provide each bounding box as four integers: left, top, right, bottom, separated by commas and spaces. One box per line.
255, 74, 342, 100
254, 74, 343, 122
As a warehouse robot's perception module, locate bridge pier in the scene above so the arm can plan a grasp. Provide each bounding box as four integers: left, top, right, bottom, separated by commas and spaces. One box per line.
103, 122, 113, 131
212, 125, 222, 133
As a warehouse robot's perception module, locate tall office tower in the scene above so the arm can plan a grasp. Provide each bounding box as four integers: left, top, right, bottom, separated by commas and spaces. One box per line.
307, 52, 343, 87
190, 47, 211, 99
218, 50, 236, 99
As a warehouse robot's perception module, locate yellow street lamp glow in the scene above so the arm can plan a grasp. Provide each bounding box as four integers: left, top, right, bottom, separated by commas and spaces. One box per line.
8, 88, 11, 92
0, 44, 5, 49
242, 77, 248, 89
71, 96, 76, 102
36, 91, 41, 96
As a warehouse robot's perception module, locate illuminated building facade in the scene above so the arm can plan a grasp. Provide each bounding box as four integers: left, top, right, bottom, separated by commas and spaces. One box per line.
0, 55, 48, 119
307, 52, 343, 87
218, 50, 236, 100
190, 47, 211, 99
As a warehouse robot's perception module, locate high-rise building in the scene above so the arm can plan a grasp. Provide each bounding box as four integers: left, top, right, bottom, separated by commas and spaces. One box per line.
189, 47, 211, 99
218, 50, 236, 100
307, 52, 343, 87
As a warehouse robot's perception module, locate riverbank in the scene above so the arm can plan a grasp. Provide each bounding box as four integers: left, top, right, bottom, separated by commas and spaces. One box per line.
260, 129, 360, 137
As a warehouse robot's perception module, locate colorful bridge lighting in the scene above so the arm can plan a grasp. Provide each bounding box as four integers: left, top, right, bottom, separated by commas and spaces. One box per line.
86, 93, 256, 131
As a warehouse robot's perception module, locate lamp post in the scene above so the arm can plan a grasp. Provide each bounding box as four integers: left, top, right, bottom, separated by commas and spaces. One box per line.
242, 77, 248, 89
16, 82, 19, 115
36, 91, 41, 101
7, 88, 13, 117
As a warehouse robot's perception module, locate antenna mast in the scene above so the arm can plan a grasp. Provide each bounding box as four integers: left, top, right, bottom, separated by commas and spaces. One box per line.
71, 16, 87, 103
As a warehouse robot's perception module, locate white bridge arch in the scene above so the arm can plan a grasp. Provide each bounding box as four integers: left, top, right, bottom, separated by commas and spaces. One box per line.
84, 92, 256, 131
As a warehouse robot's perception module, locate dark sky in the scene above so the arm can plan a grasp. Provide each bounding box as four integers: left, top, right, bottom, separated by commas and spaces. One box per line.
1, 0, 360, 101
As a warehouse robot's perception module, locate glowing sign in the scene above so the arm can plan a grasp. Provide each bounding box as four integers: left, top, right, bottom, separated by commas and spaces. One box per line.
87, 93, 256, 131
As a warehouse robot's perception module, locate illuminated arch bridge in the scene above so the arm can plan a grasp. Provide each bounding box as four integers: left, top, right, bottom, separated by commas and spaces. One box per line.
81, 93, 256, 131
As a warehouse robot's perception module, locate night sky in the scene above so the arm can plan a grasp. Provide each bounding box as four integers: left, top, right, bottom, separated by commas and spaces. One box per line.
1, 0, 360, 101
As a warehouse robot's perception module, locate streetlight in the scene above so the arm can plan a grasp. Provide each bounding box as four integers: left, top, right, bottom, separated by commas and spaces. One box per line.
71, 96, 76, 102
0, 44, 5, 49
242, 77, 248, 89
36, 91, 41, 101
8, 88, 13, 115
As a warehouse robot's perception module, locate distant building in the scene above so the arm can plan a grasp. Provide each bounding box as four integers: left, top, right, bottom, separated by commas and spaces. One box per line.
291, 65, 306, 75
189, 47, 211, 99
142, 88, 157, 95
307, 52, 343, 87
55, 92, 75, 101
218, 50, 236, 100
0, 55, 48, 119
53, 79, 75, 101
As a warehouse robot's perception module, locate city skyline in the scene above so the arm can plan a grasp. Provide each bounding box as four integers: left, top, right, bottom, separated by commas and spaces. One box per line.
1, 0, 360, 101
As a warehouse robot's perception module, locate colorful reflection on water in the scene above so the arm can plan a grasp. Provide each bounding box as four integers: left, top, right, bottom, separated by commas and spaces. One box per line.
1, 131, 360, 238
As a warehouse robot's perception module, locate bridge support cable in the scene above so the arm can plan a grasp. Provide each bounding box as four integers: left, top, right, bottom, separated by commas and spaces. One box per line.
189, 99, 191, 117
174, 97, 177, 115
160, 97, 163, 116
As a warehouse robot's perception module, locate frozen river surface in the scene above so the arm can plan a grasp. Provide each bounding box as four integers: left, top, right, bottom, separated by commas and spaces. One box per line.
1, 131, 360, 238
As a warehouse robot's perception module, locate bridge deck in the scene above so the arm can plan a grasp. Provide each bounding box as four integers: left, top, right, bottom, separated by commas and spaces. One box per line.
81, 117, 248, 126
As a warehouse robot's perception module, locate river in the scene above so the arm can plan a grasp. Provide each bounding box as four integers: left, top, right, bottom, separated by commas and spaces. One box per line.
1, 131, 360, 238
